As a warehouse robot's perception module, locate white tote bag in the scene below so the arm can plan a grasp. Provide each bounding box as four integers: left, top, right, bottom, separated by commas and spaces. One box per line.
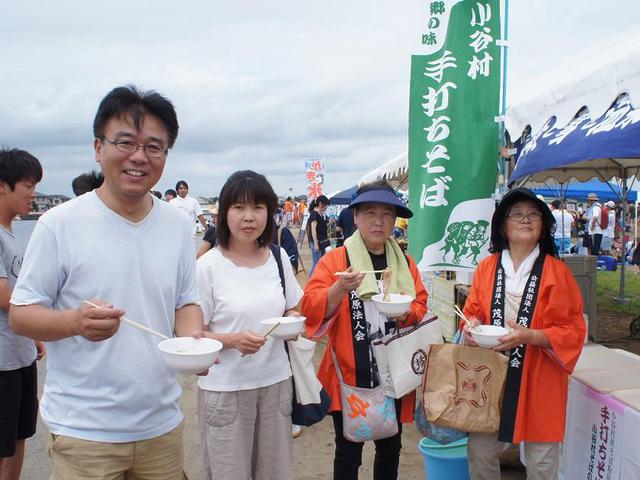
287, 337, 322, 405
372, 315, 442, 398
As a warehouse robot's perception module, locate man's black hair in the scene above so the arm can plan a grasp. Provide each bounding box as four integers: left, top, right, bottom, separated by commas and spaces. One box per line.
165, 189, 177, 198
0, 147, 43, 190
71, 170, 104, 196
93, 85, 179, 148
175, 180, 188, 192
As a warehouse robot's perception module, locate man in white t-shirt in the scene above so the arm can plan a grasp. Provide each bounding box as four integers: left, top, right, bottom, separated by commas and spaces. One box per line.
551, 199, 574, 254
587, 192, 604, 255
9, 85, 204, 480
170, 180, 207, 235
601, 200, 617, 254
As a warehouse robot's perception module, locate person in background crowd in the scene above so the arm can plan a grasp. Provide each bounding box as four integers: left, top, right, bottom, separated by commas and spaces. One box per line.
393, 216, 408, 241
462, 188, 585, 480
196, 170, 302, 480
9, 85, 204, 480
630, 238, 640, 274
550, 199, 573, 254
336, 194, 357, 247
196, 206, 219, 259
273, 215, 300, 274
283, 196, 294, 227
150, 190, 162, 200
0, 148, 45, 480
301, 181, 427, 480
170, 180, 207, 236
71, 170, 104, 196
601, 200, 616, 255
308, 195, 330, 275
587, 192, 603, 255
298, 199, 307, 226
292, 199, 300, 225
164, 189, 177, 202
197, 224, 216, 259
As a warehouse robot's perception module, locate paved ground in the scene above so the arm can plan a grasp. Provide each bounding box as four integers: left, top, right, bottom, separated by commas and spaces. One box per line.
20, 228, 526, 479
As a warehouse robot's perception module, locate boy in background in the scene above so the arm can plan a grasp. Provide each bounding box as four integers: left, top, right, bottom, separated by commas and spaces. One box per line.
0, 147, 45, 479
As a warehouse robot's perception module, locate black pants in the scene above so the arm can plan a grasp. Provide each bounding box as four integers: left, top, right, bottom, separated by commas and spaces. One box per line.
591, 233, 603, 256
331, 403, 403, 480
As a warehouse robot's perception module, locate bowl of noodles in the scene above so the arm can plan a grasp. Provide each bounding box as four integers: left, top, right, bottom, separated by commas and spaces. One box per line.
371, 293, 413, 317
158, 337, 222, 374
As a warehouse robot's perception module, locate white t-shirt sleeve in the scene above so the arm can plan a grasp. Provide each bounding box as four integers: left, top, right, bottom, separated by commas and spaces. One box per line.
11, 222, 61, 308
192, 198, 203, 217
175, 227, 200, 309
196, 256, 215, 325
281, 247, 303, 310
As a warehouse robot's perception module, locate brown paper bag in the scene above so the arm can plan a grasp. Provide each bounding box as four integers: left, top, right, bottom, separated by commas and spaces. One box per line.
421, 343, 508, 433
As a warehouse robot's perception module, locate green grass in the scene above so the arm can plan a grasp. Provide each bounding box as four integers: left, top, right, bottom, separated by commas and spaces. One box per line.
597, 268, 640, 316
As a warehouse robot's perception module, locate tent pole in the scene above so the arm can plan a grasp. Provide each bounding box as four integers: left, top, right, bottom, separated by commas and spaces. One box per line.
616, 168, 629, 303
499, 0, 510, 191
560, 183, 567, 255
623, 200, 638, 242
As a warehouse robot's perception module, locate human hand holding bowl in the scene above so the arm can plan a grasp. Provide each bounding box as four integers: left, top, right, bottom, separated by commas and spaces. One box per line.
493, 320, 531, 351
462, 316, 481, 346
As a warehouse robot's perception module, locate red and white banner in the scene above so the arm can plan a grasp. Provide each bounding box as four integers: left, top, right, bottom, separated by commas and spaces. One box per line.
305, 159, 325, 199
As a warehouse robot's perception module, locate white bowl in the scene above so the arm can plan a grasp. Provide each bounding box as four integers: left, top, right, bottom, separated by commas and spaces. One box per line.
371, 294, 414, 317
261, 316, 306, 339
470, 325, 509, 348
158, 337, 222, 374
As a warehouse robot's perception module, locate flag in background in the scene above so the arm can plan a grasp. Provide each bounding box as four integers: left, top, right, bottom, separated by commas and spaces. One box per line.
305, 158, 325, 200
408, 0, 502, 272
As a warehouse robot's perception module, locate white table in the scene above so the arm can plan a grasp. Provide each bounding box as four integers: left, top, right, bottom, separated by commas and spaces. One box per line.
559, 345, 640, 480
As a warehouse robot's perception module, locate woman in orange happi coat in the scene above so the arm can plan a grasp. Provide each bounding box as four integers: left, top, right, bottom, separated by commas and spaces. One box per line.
301, 181, 427, 480
462, 188, 586, 480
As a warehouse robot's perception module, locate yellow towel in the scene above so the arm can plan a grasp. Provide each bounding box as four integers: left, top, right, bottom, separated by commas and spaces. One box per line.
344, 230, 416, 300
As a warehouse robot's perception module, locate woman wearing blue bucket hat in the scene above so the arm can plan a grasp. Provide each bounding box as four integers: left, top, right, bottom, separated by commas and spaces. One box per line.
301, 181, 427, 480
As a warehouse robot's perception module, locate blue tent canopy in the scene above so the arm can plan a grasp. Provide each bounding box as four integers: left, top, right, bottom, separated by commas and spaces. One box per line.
329, 185, 357, 205
532, 179, 637, 203
510, 95, 640, 185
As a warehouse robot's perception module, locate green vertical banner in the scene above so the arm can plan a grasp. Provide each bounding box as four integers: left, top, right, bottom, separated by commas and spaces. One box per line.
408, 0, 501, 272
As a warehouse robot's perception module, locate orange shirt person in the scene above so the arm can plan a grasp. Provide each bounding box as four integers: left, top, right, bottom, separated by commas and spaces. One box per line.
301, 181, 427, 480
461, 188, 585, 480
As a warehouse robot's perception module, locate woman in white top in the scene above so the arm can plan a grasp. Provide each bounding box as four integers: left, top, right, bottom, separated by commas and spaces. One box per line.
196, 170, 303, 480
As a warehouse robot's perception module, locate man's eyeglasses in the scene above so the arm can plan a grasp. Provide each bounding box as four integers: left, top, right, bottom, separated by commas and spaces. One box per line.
101, 137, 168, 159
507, 210, 543, 222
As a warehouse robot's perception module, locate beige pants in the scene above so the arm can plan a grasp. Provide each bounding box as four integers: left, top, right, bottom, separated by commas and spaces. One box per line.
467, 432, 559, 480
198, 378, 293, 480
48, 421, 187, 480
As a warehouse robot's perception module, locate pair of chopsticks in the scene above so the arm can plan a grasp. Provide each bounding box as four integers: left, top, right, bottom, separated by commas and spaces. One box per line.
453, 305, 480, 334
334, 269, 387, 276
453, 305, 513, 334
82, 300, 169, 340
240, 322, 281, 358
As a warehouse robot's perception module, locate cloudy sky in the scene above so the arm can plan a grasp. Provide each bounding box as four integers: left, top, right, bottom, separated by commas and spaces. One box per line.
1, 0, 638, 198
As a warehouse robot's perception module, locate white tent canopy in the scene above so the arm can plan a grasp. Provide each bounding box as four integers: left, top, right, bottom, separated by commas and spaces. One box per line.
506, 28, 640, 138
358, 152, 408, 188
